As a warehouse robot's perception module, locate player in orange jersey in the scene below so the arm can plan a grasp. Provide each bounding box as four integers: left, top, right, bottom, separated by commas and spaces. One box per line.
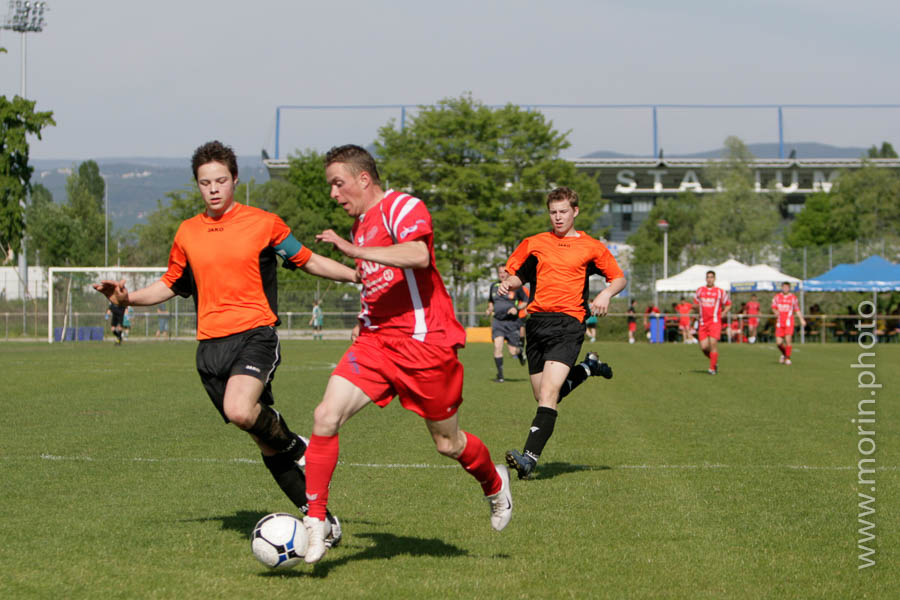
693, 270, 731, 374
499, 186, 626, 479
771, 282, 805, 365
93, 141, 358, 546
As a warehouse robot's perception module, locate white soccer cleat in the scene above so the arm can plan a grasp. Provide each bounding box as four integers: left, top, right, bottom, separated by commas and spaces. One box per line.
785, 358, 792, 365
486, 464, 513, 532
303, 516, 329, 563
296, 435, 309, 469
778, 355, 785, 364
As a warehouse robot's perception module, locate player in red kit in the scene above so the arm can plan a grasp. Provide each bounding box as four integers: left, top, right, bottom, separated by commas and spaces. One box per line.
676, 298, 695, 343
745, 294, 761, 343
302, 145, 512, 563
694, 270, 731, 374
771, 282, 805, 365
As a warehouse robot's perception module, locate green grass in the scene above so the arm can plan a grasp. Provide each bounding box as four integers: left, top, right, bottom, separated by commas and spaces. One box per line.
1, 339, 897, 599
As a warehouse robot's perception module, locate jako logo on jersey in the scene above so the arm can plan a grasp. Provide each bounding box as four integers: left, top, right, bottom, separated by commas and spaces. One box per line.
383, 269, 394, 281
399, 219, 426, 240
366, 226, 379, 241
208, 227, 224, 232
244, 365, 261, 373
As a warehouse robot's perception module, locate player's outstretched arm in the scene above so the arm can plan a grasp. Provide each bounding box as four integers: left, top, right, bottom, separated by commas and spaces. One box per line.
589, 276, 627, 316
301, 252, 360, 283
316, 229, 429, 269
93, 279, 175, 307
498, 275, 523, 296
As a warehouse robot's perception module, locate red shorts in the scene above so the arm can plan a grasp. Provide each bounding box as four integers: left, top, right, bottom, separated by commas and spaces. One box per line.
775, 325, 794, 338
747, 318, 759, 327
697, 322, 722, 341
628, 322, 637, 332
332, 333, 463, 421
679, 317, 690, 328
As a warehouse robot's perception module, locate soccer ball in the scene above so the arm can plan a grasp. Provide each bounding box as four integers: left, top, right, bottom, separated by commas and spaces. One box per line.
250, 513, 307, 569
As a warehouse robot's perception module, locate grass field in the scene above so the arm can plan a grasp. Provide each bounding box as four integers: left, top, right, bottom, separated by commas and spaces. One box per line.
1, 338, 897, 599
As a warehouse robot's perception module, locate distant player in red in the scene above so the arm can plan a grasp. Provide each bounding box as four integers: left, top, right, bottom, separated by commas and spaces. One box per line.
675, 298, 694, 343
694, 270, 731, 374
626, 299, 637, 343
304, 145, 512, 563
745, 294, 761, 343
771, 282, 806, 365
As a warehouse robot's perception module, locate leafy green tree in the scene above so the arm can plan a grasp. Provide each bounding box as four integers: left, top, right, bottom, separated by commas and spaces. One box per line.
784, 191, 856, 247
626, 192, 701, 267
376, 94, 602, 294
830, 164, 900, 240
866, 141, 898, 159
121, 186, 205, 265
25, 183, 78, 265
0, 94, 55, 262
65, 160, 107, 264
693, 136, 781, 263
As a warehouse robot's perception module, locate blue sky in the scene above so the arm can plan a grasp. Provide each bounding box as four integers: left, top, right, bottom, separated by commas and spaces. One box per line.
2, 0, 898, 159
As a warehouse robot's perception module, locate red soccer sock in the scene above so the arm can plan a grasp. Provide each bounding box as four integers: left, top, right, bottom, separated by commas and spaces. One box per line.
785, 345, 792, 358
304, 434, 339, 520
710, 352, 718, 370
457, 431, 501, 496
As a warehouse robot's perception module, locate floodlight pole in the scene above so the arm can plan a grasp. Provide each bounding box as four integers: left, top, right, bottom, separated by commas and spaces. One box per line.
3, 1, 49, 331
657, 220, 669, 279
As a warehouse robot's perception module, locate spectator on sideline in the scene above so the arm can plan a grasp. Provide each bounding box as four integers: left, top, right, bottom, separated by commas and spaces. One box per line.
309, 299, 324, 341
156, 303, 170, 339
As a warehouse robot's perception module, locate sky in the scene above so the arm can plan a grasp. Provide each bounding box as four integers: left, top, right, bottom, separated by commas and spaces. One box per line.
2, 0, 899, 161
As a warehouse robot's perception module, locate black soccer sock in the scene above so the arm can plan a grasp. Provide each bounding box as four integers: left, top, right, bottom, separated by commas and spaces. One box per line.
558, 362, 590, 402
494, 356, 504, 379
262, 452, 308, 512
248, 405, 304, 459
522, 406, 558, 464
114, 329, 122, 341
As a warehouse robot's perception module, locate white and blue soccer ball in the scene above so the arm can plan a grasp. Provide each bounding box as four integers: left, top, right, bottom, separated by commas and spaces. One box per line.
250, 513, 307, 569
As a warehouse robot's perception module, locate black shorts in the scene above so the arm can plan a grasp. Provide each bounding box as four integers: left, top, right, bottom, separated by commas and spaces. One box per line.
491, 318, 521, 346
196, 325, 281, 423
524, 313, 585, 375
110, 313, 123, 328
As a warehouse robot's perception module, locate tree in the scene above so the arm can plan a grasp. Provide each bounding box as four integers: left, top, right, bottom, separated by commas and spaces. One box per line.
122, 186, 205, 265
0, 94, 55, 263
376, 94, 603, 295
65, 160, 107, 264
866, 141, 898, 159
694, 137, 781, 263
626, 192, 701, 267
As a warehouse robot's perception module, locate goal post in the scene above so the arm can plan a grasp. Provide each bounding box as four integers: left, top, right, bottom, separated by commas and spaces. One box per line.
47, 267, 168, 344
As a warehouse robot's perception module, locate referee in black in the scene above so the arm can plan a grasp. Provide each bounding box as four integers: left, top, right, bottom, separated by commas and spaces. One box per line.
487, 265, 528, 382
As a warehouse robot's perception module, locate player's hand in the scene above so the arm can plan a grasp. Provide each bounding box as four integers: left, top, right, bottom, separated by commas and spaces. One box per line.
350, 323, 360, 341
507, 307, 517, 316
316, 229, 358, 258
590, 293, 611, 317
93, 279, 128, 305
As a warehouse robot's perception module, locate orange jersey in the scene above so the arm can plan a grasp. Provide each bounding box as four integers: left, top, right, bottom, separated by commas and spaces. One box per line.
505, 231, 624, 322
161, 204, 312, 340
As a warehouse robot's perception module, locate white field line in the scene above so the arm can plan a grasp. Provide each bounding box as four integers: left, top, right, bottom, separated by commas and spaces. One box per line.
14, 454, 898, 472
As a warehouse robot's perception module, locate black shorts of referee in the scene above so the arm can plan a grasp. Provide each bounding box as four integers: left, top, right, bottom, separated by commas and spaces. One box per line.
196, 325, 281, 423
524, 312, 586, 375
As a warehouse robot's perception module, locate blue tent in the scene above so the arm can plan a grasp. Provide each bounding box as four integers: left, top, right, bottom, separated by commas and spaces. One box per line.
804, 255, 900, 292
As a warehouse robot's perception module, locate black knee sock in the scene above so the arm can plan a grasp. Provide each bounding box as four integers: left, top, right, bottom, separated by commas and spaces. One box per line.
523, 406, 558, 463
558, 362, 590, 403
263, 453, 308, 511
494, 356, 504, 378
114, 329, 122, 341
248, 405, 304, 459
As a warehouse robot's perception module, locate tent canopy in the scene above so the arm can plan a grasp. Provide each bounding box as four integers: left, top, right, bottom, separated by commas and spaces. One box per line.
655, 259, 801, 293
803, 255, 900, 292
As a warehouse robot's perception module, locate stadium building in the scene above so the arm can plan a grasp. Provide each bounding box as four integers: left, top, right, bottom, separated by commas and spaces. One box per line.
263, 157, 900, 243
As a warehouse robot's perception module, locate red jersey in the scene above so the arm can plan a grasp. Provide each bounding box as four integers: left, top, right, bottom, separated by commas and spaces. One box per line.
745, 300, 760, 317
772, 292, 800, 329
161, 204, 312, 340
505, 231, 624, 322
694, 285, 730, 325
675, 301, 692, 324
352, 189, 466, 347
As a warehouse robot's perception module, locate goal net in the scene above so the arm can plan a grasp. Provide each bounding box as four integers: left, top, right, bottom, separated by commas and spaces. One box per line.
46, 267, 195, 343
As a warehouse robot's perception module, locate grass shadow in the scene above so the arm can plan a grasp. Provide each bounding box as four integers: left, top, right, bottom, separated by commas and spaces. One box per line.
532, 462, 610, 480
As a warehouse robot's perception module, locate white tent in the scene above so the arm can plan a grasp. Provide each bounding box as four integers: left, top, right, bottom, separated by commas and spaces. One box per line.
655, 259, 801, 293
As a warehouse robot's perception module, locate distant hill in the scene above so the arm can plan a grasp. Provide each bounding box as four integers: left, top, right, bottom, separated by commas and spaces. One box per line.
582, 142, 871, 160
32, 157, 269, 230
